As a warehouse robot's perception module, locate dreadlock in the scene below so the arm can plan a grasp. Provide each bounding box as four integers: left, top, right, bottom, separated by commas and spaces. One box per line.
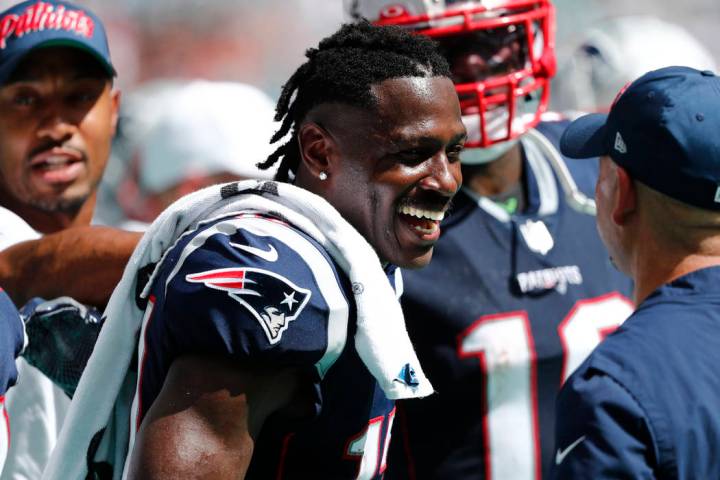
256, 20, 451, 182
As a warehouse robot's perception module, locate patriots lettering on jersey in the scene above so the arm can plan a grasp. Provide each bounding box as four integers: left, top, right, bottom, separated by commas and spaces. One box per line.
516, 265, 583, 294
186, 267, 311, 344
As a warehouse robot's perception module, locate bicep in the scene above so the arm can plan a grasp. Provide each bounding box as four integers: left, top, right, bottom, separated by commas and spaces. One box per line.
127, 355, 303, 480
552, 372, 657, 480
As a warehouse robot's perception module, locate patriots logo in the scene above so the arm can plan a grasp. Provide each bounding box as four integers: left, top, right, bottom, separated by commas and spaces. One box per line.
186, 267, 311, 344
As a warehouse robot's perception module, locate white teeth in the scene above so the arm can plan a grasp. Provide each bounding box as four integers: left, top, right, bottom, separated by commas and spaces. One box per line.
398, 205, 445, 221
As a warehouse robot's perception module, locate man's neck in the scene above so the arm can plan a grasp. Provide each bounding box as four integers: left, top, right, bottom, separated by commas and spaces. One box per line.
462, 143, 525, 206
0, 192, 96, 234
633, 250, 720, 305
628, 220, 720, 304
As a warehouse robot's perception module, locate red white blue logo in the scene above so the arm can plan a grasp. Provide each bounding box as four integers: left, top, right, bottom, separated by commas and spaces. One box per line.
186, 267, 311, 344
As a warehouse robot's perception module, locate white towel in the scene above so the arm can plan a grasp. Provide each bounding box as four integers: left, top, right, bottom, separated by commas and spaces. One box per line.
43, 180, 433, 480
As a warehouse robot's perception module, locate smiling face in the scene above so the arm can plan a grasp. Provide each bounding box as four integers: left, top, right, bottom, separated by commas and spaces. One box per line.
0, 47, 119, 225
304, 75, 466, 269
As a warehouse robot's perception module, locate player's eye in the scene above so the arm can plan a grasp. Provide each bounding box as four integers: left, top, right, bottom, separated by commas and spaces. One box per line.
397, 148, 431, 165
447, 144, 465, 161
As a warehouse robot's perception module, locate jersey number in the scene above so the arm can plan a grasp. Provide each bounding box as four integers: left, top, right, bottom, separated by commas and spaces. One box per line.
458, 293, 632, 480
345, 408, 396, 480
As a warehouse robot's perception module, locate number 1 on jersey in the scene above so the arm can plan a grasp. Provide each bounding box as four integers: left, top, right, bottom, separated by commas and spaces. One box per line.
458, 293, 632, 480
460, 311, 541, 480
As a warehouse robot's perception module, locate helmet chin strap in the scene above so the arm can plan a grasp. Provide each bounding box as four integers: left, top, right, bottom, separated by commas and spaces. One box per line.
523, 128, 597, 215
460, 127, 598, 216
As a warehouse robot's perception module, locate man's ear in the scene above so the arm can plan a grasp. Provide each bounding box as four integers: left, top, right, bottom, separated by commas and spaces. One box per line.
110, 88, 121, 136
297, 122, 334, 178
613, 165, 637, 225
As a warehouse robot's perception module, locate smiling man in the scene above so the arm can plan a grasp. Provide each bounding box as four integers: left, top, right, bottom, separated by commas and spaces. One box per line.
43, 21, 465, 480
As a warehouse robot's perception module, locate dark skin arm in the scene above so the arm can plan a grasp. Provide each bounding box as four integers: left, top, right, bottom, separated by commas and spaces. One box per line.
0, 226, 142, 307
126, 355, 306, 480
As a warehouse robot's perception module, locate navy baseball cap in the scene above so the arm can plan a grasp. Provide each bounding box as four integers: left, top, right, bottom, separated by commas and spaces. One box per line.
0, 0, 115, 86
560, 66, 720, 211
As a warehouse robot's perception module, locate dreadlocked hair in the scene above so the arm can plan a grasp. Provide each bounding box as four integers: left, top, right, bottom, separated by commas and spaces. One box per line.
257, 20, 451, 182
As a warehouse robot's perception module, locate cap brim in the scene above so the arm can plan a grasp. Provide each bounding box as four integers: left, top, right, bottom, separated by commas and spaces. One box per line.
0, 39, 116, 86
559, 112, 609, 159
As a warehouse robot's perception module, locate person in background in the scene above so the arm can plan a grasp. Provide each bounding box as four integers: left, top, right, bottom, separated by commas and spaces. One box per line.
348, 1, 633, 478
551, 15, 717, 114
0, 1, 139, 478
553, 65, 720, 480
107, 80, 278, 228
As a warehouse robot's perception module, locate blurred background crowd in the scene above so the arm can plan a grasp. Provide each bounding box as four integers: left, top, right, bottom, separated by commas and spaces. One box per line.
0, 0, 713, 227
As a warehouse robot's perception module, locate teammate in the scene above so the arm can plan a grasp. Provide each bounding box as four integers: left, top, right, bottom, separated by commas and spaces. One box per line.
553, 66, 720, 479
0, 290, 23, 474
347, 1, 633, 478
552, 15, 717, 114
0, 1, 139, 477
43, 21, 466, 479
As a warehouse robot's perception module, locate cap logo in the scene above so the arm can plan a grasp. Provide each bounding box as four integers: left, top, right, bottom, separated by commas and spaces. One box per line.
714, 186, 720, 204
614, 132, 627, 154
0, 2, 95, 50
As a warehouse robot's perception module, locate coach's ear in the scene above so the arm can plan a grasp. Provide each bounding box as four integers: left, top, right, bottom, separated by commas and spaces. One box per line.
297, 122, 333, 179
613, 165, 637, 225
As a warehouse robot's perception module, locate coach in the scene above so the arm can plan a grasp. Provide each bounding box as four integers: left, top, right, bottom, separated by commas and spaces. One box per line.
552, 66, 720, 479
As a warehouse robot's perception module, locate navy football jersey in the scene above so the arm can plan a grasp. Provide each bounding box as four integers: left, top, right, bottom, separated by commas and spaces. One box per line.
553, 266, 720, 479
135, 212, 399, 479
0, 289, 22, 395
387, 122, 634, 479
0, 288, 23, 469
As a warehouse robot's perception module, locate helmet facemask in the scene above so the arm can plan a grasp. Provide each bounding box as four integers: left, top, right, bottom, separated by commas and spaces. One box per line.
360, 1, 557, 159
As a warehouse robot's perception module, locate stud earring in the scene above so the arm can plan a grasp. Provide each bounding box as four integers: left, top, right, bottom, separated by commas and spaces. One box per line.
319, 171, 328, 181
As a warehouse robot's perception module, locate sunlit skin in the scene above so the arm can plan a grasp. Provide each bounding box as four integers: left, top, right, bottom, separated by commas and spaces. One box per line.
0, 47, 119, 234
295, 76, 466, 269
595, 155, 631, 276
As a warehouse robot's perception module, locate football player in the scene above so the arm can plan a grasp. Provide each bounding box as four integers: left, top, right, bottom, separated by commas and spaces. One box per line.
43, 21, 466, 479
346, 1, 634, 478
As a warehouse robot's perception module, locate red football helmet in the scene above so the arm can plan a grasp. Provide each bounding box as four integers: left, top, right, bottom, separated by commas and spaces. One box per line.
346, 0, 557, 154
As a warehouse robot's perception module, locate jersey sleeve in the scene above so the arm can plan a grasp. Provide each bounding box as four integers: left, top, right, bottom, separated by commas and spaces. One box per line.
156, 214, 351, 370
551, 368, 657, 480
0, 289, 24, 394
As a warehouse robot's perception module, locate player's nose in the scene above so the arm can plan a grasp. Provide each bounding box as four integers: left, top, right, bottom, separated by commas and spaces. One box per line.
419, 153, 462, 197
